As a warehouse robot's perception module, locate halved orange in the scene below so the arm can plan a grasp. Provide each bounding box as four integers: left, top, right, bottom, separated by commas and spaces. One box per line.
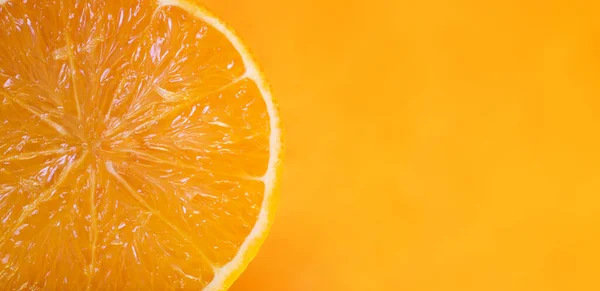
0, 0, 281, 289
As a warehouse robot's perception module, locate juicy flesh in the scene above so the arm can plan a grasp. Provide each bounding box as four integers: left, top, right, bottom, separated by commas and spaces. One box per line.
0, 0, 271, 289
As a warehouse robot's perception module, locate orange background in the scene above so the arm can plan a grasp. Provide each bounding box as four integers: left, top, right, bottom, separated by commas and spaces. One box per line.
201, 1, 600, 290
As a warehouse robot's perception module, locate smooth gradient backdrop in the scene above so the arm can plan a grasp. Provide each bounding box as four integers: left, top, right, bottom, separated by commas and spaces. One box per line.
202, 1, 600, 290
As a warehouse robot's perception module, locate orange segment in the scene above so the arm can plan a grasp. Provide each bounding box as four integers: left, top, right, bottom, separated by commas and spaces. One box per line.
0, 0, 281, 289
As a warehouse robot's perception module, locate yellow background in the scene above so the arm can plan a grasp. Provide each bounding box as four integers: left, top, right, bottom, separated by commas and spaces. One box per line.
202, 1, 600, 290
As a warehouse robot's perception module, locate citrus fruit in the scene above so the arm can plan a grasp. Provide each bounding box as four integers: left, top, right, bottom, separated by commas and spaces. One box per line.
0, 0, 281, 289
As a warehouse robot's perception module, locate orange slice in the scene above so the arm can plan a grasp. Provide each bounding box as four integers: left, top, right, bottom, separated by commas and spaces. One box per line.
0, 0, 281, 289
